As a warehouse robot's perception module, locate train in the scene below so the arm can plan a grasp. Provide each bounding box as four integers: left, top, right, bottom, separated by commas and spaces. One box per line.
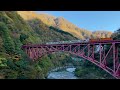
89, 38, 113, 42
46, 38, 113, 45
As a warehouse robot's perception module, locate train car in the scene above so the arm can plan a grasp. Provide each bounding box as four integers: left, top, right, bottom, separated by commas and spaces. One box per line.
100, 38, 113, 41
89, 38, 113, 42
89, 38, 98, 42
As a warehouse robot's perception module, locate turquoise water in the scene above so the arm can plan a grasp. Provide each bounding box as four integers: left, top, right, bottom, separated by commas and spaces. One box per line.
47, 68, 78, 79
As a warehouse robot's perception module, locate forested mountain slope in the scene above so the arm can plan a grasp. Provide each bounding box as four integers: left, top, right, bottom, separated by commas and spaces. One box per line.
18, 11, 112, 39
0, 11, 114, 79
0, 11, 77, 79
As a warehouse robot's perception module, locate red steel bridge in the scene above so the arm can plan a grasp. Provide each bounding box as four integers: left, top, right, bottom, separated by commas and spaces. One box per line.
22, 40, 120, 79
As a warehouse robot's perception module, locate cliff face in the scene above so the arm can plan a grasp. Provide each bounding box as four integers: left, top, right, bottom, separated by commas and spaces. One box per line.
53, 17, 92, 39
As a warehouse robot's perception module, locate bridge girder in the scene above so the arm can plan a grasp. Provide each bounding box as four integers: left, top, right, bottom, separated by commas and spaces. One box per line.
22, 41, 120, 79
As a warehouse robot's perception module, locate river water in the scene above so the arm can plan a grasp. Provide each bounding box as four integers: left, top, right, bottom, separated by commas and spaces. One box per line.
47, 67, 78, 79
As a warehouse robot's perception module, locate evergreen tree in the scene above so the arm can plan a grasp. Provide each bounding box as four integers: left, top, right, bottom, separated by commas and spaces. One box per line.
0, 22, 15, 54
20, 33, 29, 44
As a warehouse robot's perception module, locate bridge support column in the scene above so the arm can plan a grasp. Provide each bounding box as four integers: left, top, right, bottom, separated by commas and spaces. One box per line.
113, 43, 116, 74
115, 45, 119, 69
103, 45, 106, 65
88, 44, 90, 57
99, 43, 102, 65
92, 45, 95, 59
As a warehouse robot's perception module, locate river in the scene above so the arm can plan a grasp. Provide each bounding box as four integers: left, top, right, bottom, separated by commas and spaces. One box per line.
47, 67, 78, 79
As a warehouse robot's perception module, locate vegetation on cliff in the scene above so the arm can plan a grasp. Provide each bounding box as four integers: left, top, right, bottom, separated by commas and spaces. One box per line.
0, 11, 77, 79
0, 11, 116, 79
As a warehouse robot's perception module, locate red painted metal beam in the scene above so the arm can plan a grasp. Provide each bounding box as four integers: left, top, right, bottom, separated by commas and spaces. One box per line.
22, 40, 120, 79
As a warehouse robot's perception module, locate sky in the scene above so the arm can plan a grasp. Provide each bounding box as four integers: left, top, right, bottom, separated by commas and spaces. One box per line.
36, 11, 120, 32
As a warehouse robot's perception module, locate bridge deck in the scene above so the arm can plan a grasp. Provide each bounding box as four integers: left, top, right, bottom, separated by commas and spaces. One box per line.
22, 40, 120, 49
21, 40, 120, 78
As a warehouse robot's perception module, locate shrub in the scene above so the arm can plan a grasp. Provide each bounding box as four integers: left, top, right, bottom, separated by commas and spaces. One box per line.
0, 58, 7, 67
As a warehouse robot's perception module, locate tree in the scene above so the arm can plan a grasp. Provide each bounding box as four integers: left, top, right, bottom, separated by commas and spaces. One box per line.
0, 22, 15, 54
112, 28, 120, 40
20, 33, 29, 44
116, 28, 120, 32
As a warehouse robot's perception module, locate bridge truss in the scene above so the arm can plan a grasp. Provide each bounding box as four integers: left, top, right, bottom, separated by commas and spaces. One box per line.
22, 40, 120, 79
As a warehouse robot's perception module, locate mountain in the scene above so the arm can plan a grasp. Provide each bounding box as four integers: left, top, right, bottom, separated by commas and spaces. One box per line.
0, 11, 114, 79
17, 11, 112, 39
0, 11, 78, 79
0, 11, 77, 56
92, 31, 112, 38
17, 11, 56, 26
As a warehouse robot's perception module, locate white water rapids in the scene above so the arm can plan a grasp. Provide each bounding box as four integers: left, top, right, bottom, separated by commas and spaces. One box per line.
47, 67, 78, 79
